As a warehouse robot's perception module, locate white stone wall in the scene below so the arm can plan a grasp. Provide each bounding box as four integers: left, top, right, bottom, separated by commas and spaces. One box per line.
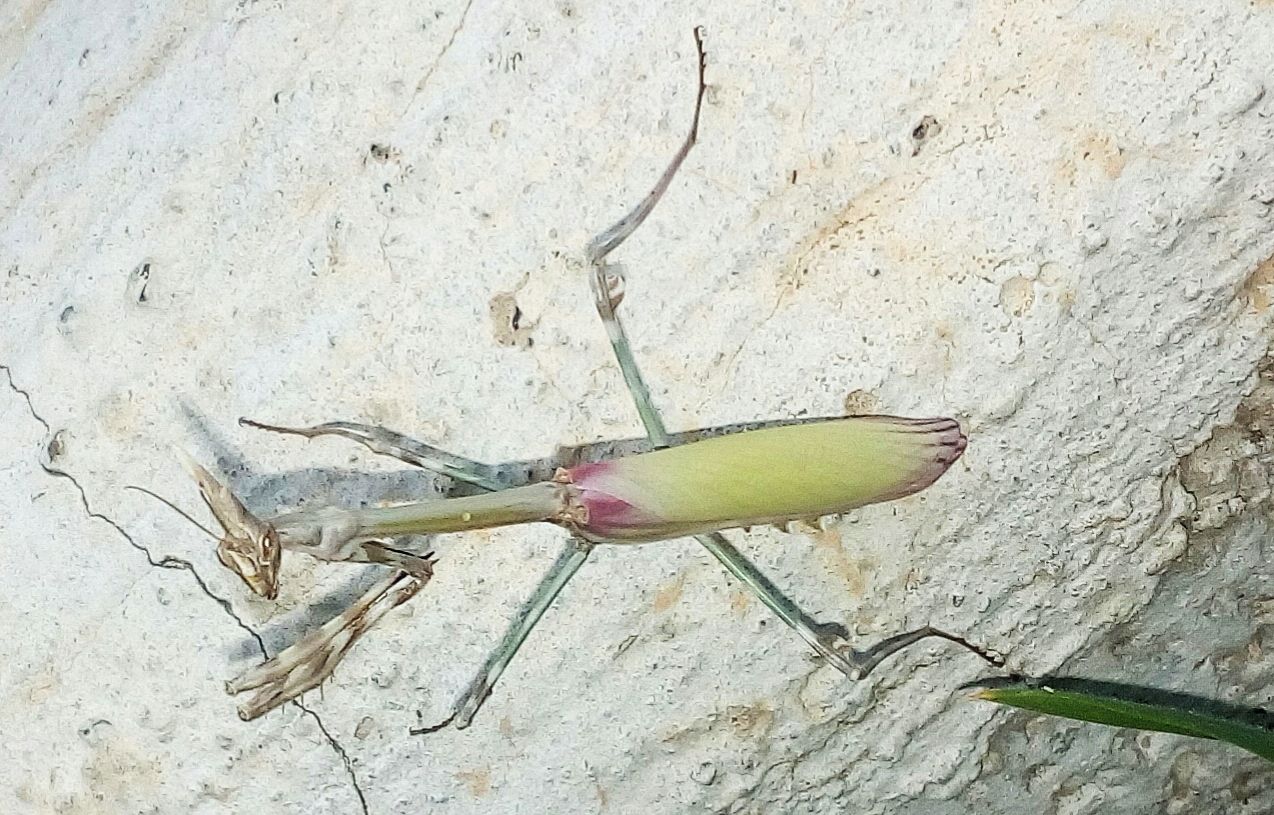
3, 0, 1272, 812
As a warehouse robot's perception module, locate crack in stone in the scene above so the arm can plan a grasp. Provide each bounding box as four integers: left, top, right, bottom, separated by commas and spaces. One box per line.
2, 364, 370, 815
401, 0, 476, 119
2, 363, 49, 433
299, 699, 370, 814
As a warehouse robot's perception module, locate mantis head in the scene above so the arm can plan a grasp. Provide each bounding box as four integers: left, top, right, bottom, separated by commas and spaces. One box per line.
213, 522, 282, 601
178, 454, 282, 600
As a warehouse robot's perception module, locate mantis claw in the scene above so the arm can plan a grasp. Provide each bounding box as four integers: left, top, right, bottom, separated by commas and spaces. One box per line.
229, 570, 427, 720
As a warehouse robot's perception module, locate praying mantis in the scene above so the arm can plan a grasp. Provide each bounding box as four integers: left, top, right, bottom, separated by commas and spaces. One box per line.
162, 28, 1000, 730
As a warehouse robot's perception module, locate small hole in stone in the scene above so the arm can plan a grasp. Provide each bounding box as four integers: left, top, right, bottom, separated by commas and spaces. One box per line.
910, 115, 941, 156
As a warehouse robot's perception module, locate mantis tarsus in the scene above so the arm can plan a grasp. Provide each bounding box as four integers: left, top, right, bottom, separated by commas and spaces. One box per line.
166, 28, 1001, 729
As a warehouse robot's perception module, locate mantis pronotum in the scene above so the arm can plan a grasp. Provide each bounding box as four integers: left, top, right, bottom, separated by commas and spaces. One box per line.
165, 28, 1000, 729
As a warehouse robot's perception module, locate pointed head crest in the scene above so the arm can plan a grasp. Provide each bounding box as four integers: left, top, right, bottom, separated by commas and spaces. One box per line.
178, 452, 282, 600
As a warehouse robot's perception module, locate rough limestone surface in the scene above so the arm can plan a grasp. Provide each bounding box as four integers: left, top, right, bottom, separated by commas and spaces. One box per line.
3, 0, 1273, 812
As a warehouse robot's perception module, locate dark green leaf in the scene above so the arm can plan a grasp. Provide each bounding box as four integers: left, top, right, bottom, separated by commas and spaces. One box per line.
971, 679, 1274, 762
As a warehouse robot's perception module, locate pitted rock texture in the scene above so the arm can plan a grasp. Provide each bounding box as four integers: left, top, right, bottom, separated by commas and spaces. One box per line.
3, 1, 1273, 812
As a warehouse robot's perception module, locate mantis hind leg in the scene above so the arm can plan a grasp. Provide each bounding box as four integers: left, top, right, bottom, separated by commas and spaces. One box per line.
423, 27, 712, 732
